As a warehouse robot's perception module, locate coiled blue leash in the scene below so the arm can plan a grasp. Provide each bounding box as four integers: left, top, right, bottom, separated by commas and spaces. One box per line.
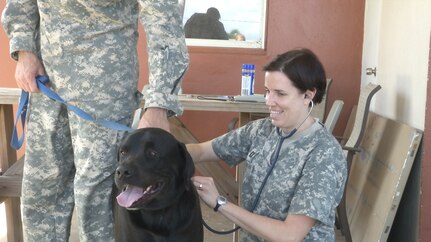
11, 75, 134, 150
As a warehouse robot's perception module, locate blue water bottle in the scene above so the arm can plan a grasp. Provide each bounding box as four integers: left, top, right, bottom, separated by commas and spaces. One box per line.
241, 64, 255, 95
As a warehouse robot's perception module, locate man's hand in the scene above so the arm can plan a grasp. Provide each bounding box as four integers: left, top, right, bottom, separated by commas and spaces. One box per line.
15, 51, 46, 92
138, 107, 170, 131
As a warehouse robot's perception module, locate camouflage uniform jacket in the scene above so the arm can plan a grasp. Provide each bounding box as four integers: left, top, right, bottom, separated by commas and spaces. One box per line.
1, 0, 189, 115
212, 118, 347, 242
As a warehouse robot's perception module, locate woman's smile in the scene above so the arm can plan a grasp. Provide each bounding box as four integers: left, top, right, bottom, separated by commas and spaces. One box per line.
269, 109, 284, 118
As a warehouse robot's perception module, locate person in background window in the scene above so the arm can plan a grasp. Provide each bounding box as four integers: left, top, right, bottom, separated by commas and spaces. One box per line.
188, 48, 347, 242
1, 0, 188, 241
235, 33, 246, 41
184, 7, 229, 40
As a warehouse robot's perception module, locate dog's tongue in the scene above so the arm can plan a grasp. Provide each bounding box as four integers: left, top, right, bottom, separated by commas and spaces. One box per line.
116, 185, 144, 208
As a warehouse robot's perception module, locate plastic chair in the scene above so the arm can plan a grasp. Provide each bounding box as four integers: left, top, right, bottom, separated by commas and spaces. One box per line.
324, 100, 344, 133
337, 83, 382, 242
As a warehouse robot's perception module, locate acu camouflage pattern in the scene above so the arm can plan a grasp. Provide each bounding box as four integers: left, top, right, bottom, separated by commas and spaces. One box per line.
212, 118, 347, 242
2, 0, 188, 241
1, 0, 188, 115
21, 92, 130, 241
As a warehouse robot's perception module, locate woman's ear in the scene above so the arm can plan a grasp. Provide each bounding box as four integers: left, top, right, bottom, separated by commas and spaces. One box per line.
304, 90, 316, 100
303, 90, 316, 106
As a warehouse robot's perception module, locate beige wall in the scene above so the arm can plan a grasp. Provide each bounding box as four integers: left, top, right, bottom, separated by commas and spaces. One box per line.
363, 0, 431, 130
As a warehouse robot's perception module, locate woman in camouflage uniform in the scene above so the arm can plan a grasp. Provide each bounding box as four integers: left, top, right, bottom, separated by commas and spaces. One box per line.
189, 49, 347, 242
1, 0, 188, 241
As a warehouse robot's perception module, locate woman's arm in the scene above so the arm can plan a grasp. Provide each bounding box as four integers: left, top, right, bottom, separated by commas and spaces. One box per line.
191, 175, 316, 242
186, 141, 219, 163
218, 202, 315, 242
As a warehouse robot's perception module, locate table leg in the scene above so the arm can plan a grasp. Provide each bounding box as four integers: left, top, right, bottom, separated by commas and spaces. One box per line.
232, 112, 253, 242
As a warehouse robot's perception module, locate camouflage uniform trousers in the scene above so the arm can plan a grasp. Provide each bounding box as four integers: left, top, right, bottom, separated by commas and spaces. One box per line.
21, 91, 137, 242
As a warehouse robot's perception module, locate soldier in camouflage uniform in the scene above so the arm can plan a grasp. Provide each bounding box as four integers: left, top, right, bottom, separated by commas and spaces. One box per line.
189, 49, 347, 241
1, 0, 188, 241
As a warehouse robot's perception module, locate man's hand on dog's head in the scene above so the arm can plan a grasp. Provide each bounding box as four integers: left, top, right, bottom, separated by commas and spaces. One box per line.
138, 107, 170, 131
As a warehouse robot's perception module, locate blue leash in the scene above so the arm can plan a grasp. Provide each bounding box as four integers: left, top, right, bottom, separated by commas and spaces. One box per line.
11, 75, 134, 150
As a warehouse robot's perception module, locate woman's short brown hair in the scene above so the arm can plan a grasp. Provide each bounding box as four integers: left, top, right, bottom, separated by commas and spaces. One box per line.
263, 48, 327, 104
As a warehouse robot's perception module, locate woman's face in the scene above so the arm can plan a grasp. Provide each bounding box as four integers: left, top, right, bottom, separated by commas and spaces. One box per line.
264, 71, 310, 131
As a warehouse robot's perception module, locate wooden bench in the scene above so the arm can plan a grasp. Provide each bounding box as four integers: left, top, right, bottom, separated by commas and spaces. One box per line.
346, 112, 422, 241
0, 89, 23, 241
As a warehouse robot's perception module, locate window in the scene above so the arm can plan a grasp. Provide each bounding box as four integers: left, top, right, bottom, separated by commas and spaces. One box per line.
181, 0, 267, 49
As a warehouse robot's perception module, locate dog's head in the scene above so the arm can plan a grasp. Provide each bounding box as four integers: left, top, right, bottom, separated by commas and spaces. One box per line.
115, 128, 195, 210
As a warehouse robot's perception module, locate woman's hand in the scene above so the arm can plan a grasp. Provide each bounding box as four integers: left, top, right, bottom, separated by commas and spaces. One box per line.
191, 176, 219, 209
192, 177, 315, 242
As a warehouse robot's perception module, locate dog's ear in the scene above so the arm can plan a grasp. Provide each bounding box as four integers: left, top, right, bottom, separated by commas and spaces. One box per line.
178, 142, 195, 191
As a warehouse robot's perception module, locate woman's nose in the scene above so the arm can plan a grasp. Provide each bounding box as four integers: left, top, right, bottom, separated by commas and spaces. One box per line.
265, 93, 274, 105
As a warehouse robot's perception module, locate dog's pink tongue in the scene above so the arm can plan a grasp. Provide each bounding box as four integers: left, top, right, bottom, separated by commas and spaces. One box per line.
116, 186, 144, 208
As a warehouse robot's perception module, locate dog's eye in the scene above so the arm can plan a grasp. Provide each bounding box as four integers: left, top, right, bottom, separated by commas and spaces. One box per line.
120, 150, 127, 156
146, 148, 159, 159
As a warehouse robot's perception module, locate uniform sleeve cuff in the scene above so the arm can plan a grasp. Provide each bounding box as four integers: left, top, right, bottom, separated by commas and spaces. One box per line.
9, 37, 39, 61
142, 86, 183, 116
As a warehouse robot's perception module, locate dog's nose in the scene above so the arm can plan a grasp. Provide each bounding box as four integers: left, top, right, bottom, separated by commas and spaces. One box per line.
116, 166, 132, 179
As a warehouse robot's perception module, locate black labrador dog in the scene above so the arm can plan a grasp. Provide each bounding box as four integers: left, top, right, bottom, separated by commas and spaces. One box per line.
113, 128, 203, 242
